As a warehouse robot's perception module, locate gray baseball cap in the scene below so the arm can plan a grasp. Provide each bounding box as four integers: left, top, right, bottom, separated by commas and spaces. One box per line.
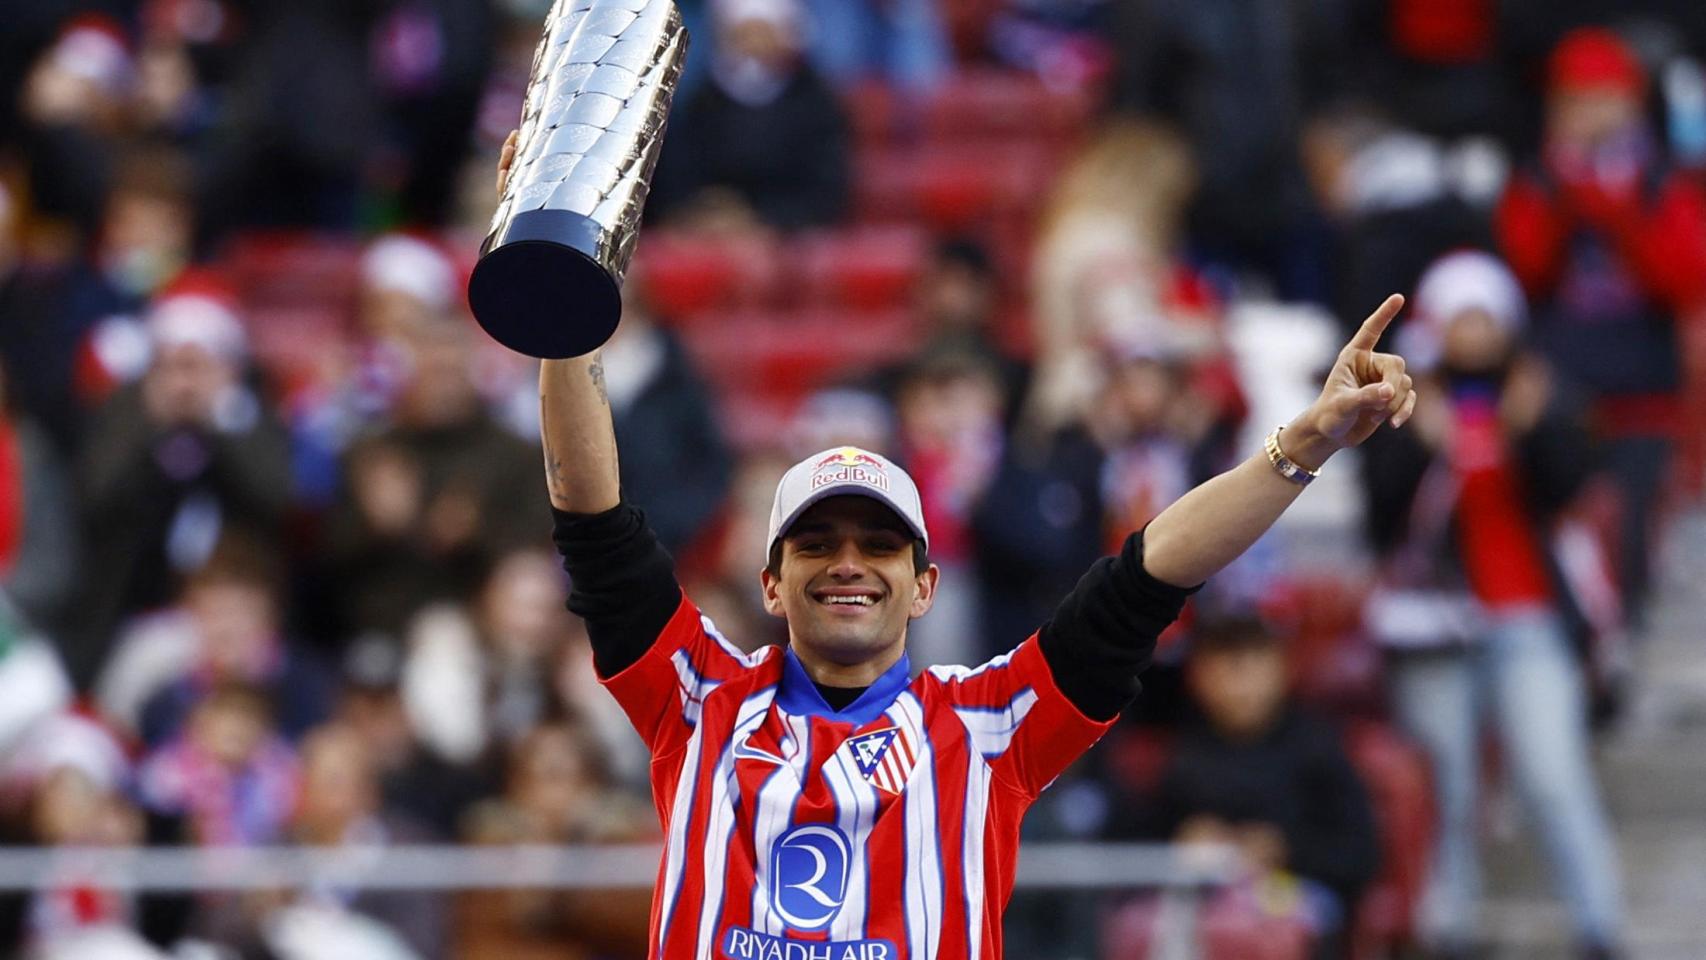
767, 446, 929, 553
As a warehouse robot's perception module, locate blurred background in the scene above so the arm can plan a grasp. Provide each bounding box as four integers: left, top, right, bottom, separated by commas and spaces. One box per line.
2, 0, 1706, 957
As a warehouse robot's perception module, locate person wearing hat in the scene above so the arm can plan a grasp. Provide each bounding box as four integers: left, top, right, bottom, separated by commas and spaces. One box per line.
1364, 249, 1624, 959
1497, 26, 1706, 623
71, 275, 292, 688
505, 141, 1419, 958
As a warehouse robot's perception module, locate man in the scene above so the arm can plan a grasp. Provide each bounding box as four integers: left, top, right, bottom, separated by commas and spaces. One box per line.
500, 135, 1417, 959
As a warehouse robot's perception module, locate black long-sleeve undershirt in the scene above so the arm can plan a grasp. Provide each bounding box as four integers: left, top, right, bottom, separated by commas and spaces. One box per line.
552, 502, 1197, 721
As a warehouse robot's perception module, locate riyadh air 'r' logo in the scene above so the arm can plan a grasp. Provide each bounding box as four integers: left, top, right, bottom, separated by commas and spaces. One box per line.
769, 824, 851, 931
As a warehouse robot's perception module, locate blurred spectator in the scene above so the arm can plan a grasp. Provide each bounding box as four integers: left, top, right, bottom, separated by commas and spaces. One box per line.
683, 449, 798, 654
370, 0, 496, 227
335, 635, 492, 840
549, 617, 652, 791
976, 342, 1239, 656
400, 548, 569, 767
1107, 0, 1339, 300
0, 361, 77, 629
0, 146, 199, 457
649, 0, 852, 231
14, 17, 133, 237
1108, 620, 1380, 960
323, 306, 541, 642
892, 345, 1004, 666
95, 531, 334, 748
137, 684, 299, 846
202, 0, 380, 233
278, 723, 447, 958
984, 0, 1119, 89
602, 285, 732, 554
1496, 27, 1706, 621
969, 421, 1105, 656
1302, 106, 1499, 341
1340, 0, 1523, 142
870, 237, 1028, 419
458, 722, 653, 959
0, 713, 153, 957
1361, 250, 1625, 957
292, 232, 462, 505
1026, 119, 1227, 443
72, 277, 292, 687
0, 598, 74, 762
803, 0, 950, 95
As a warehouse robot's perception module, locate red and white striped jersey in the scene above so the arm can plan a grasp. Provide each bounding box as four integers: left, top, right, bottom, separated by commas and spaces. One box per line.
604, 592, 1115, 960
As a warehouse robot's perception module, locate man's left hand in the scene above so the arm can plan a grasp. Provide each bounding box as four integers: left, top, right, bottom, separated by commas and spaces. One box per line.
1284, 294, 1416, 469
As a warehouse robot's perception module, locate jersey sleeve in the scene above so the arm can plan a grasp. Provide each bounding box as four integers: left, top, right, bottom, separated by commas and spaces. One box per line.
924, 634, 1112, 800
553, 502, 771, 757
598, 594, 772, 756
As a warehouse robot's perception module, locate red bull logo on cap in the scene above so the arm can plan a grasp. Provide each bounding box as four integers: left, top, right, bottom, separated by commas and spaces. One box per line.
809, 447, 891, 492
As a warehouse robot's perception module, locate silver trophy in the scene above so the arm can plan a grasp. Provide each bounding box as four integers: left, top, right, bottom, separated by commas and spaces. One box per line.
468, 0, 688, 358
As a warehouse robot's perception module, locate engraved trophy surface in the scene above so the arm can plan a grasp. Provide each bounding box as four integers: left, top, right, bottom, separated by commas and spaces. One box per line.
468, 0, 688, 358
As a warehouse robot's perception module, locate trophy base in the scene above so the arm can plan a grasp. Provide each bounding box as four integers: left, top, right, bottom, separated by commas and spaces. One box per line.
469, 209, 623, 359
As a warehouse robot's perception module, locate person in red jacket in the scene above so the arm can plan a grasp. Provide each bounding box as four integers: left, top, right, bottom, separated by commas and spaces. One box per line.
1496, 26, 1706, 622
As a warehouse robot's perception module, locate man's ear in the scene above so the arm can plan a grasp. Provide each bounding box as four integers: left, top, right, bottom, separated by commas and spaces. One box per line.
760, 567, 787, 618
909, 564, 940, 620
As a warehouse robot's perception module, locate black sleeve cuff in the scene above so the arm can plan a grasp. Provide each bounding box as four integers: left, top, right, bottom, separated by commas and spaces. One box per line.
1037, 528, 1200, 721
551, 501, 681, 679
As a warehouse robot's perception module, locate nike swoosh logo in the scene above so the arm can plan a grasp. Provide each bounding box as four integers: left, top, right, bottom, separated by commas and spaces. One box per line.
734, 741, 787, 766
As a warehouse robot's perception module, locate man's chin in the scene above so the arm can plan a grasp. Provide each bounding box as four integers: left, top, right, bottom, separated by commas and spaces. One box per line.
796, 623, 901, 666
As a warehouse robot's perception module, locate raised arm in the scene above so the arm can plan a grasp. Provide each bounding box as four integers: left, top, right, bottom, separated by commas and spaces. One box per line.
540, 354, 620, 512
1142, 295, 1415, 587
492, 131, 623, 513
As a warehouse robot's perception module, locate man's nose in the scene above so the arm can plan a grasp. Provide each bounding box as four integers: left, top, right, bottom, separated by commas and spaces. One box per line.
827, 541, 867, 577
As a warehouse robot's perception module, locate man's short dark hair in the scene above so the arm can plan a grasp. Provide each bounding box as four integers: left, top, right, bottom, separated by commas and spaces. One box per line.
766, 539, 929, 579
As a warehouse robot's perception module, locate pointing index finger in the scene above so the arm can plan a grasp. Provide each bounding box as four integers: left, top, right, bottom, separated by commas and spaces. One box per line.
1347, 294, 1405, 353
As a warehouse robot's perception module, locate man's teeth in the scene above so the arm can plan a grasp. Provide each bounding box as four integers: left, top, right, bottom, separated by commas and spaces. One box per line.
822, 596, 874, 606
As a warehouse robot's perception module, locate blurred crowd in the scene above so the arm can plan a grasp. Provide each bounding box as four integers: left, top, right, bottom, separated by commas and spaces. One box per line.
2, 0, 1706, 958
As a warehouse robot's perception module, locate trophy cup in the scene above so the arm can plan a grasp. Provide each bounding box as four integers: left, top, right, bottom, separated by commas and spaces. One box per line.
468, 0, 688, 359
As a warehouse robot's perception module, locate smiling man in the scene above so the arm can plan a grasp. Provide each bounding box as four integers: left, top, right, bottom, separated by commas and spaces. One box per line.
502, 137, 1418, 960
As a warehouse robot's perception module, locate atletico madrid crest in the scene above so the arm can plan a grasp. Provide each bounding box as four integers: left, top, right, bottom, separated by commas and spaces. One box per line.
846, 726, 916, 795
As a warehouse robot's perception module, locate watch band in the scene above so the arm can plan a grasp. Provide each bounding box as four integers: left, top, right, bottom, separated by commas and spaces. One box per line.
1264, 425, 1320, 487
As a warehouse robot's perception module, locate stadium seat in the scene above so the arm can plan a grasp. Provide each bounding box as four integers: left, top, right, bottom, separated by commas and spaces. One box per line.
1262, 576, 1383, 715
1343, 720, 1433, 959
633, 230, 784, 318
921, 69, 1093, 143
854, 141, 1059, 233
677, 307, 921, 400
224, 231, 362, 314
796, 225, 929, 311
845, 80, 899, 149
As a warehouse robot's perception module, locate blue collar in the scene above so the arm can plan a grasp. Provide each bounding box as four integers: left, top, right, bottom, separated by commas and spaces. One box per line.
777, 646, 911, 726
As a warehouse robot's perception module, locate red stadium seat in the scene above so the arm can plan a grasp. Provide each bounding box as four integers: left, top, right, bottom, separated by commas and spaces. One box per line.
224, 231, 362, 314
1344, 720, 1433, 959
797, 225, 929, 311
846, 80, 899, 149
678, 307, 921, 401
854, 141, 1059, 233
632, 230, 784, 318
922, 69, 1093, 143
1261, 576, 1383, 715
